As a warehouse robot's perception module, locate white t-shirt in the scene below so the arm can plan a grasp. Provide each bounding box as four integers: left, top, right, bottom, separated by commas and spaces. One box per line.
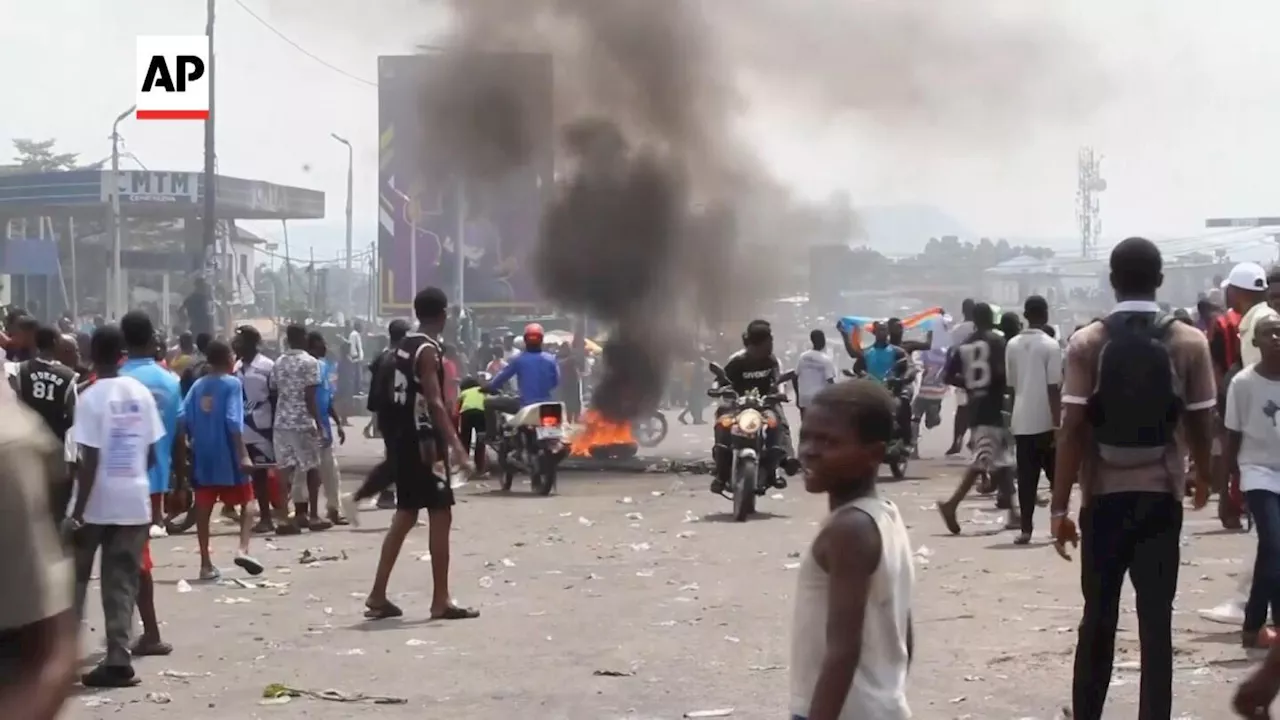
923, 314, 952, 351
1225, 366, 1280, 494
1005, 328, 1064, 436
949, 320, 975, 349
347, 330, 364, 362
72, 376, 165, 525
794, 349, 837, 408
1240, 302, 1280, 368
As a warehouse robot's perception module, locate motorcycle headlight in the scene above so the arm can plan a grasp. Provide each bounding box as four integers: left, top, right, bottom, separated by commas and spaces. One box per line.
736, 409, 764, 434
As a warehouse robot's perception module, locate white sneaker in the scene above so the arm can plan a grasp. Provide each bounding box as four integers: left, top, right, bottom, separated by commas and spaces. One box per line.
341, 493, 360, 528
1199, 599, 1246, 625
149, 524, 168, 539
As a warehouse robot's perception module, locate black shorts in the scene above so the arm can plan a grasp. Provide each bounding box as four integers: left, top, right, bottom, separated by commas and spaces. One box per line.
389, 435, 454, 511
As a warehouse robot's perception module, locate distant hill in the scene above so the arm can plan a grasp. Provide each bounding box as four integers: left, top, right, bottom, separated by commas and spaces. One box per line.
855, 205, 974, 254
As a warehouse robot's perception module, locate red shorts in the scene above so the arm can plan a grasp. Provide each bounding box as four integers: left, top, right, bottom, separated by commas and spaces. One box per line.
194, 484, 255, 509
141, 540, 153, 573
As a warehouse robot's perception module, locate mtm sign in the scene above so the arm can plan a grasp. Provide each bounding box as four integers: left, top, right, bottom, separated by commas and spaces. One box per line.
136, 36, 209, 120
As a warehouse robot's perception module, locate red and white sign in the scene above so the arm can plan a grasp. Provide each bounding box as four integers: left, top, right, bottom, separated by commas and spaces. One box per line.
136, 36, 210, 120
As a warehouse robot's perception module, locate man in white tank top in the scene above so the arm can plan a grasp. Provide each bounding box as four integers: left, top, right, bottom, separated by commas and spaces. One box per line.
790, 380, 915, 720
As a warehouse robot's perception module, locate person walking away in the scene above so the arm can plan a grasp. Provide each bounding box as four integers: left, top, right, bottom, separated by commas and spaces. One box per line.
1225, 314, 1280, 648
557, 343, 583, 425
342, 319, 365, 411
118, 312, 183, 542
364, 287, 476, 621
342, 319, 410, 521
795, 329, 837, 421
13, 326, 78, 523
270, 324, 331, 535
790, 380, 914, 720
183, 339, 265, 580
307, 331, 347, 525
180, 332, 212, 397
946, 299, 977, 455
232, 326, 283, 533
181, 277, 214, 339
482, 323, 560, 436
69, 325, 167, 688
1004, 296, 1062, 545
458, 376, 487, 471
1051, 237, 1216, 720
169, 332, 196, 375
0, 384, 77, 719
937, 303, 1017, 533
911, 348, 948, 459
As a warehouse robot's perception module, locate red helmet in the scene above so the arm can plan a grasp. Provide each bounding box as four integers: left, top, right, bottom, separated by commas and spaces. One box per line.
523, 323, 545, 342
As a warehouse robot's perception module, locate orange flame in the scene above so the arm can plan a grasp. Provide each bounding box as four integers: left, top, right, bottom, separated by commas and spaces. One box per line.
570, 410, 636, 456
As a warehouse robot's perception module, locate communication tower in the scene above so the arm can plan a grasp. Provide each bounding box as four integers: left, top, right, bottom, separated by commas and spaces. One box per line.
1076, 147, 1106, 258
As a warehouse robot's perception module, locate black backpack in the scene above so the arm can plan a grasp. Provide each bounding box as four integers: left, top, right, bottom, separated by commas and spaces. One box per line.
366, 348, 397, 414
1086, 312, 1181, 466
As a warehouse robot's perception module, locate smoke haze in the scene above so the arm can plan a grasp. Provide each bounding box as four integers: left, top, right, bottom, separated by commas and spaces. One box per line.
403, 0, 1099, 420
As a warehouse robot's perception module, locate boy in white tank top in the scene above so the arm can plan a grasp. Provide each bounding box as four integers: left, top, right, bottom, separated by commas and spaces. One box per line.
790, 380, 916, 720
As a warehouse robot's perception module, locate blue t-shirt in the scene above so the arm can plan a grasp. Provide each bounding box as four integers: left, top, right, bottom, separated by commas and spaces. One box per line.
316, 358, 337, 442
183, 373, 245, 488
862, 345, 899, 383
122, 358, 183, 494
490, 350, 560, 405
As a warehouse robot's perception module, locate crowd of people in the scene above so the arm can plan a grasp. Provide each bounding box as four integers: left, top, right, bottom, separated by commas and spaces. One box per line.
10, 237, 1280, 716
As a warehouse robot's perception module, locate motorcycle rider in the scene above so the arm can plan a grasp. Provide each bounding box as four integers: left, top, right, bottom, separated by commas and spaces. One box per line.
482, 323, 560, 441
844, 322, 915, 449
710, 319, 800, 494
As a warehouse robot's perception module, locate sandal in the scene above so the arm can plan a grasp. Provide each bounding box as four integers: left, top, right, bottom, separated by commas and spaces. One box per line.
937, 502, 961, 535
234, 554, 265, 576
363, 601, 404, 620
274, 523, 302, 536
81, 664, 140, 688
307, 518, 333, 532
251, 520, 275, 535
431, 605, 480, 621
130, 638, 174, 657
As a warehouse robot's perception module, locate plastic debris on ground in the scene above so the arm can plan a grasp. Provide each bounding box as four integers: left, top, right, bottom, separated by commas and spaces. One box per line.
299, 548, 348, 565
262, 682, 407, 705
685, 709, 734, 718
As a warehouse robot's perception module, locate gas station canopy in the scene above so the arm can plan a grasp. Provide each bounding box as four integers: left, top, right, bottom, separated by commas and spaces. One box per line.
0, 169, 324, 220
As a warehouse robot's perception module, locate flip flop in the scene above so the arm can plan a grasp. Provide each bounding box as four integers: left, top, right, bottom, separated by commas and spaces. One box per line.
431, 605, 480, 621
234, 554, 265, 576
936, 502, 961, 535
363, 601, 404, 620
81, 664, 140, 688
130, 639, 174, 657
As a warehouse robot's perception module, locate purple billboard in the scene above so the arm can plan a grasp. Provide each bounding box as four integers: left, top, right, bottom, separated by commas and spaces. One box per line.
377, 52, 553, 312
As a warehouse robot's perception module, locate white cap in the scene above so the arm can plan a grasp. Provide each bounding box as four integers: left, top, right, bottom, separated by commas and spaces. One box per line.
1226, 262, 1268, 292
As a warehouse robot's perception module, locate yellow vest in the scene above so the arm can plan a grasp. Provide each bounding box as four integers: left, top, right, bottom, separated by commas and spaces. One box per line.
458, 386, 486, 413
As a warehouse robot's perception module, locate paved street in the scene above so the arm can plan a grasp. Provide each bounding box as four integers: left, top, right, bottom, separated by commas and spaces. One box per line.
65, 406, 1261, 719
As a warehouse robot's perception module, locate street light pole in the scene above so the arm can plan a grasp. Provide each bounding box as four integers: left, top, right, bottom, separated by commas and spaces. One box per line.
202, 0, 218, 326
108, 104, 136, 320
331, 133, 355, 320
389, 187, 417, 304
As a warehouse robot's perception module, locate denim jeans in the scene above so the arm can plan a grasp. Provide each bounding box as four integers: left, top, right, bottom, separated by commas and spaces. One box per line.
1244, 489, 1280, 633
1073, 492, 1181, 720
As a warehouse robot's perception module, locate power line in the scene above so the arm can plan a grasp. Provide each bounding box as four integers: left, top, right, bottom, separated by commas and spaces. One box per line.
230, 0, 377, 88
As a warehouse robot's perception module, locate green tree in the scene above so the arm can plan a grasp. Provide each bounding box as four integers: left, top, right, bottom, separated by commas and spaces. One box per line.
10, 139, 79, 172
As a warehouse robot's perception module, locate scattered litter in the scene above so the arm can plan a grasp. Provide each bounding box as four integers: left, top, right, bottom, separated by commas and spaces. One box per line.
559, 512, 573, 517
629, 542, 651, 552
337, 649, 365, 656
323, 607, 334, 616
405, 639, 431, 647
175, 579, 193, 593
783, 563, 801, 570
787, 551, 801, 558
158, 669, 211, 680
676, 531, 696, 539
625, 512, 644, 521
651, 490, 665, 497
914, 545, 935, 558
636, 569, 655, 578
593, 669, 635, 677
683, 511, 700, 523
501, 558, 516, 568
748, 664, 784, 672
215, 596, 252, 604
416, 552, 432, 562
685, 709, 734, 718
680, 583, 700, 592
298, 549, 348, 565
478, 576, 494, 589
770, 493, 784, 500
723, 635, 741, 643
262, 683, 407, 705
949, 695, 967, 703
82, 697, 114, 708
144, 692, 172, 704
618, 496, 635, 505
578, 516, 595, 527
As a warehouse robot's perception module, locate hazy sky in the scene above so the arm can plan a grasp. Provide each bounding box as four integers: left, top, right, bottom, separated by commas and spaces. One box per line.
6, 0, 1280, 260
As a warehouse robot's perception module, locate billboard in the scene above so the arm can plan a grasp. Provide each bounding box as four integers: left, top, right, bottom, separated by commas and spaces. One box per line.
377, 52, 553, 312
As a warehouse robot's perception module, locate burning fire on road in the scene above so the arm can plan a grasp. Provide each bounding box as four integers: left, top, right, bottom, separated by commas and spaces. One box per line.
570, 410, 639, 459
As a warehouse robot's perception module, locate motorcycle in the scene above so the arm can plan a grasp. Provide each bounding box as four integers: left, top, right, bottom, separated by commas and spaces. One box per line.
631, 410, 669, 448
495, 399, 571, 496
707, 362, 795, 522
842, 368, 913, 479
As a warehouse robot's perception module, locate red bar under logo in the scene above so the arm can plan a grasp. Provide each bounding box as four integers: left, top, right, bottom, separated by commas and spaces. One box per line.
136, 109, 209, 120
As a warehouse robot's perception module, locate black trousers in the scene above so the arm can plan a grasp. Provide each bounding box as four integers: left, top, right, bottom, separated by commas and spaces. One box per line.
1073, 492, 1181, 720
1014, 432, 1055, 534
459, 409, 486, 469
353, 436, 396, 502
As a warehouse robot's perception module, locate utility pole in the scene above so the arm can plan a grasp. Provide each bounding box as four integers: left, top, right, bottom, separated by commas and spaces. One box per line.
1076, 147, 1105, 259
108, 104, 136, 319
330, 133, 354, 319
202, 0, 218, 301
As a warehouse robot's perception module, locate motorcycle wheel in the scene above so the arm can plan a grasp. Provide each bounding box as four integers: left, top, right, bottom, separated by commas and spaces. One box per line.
164, 489, 197, 535
498, 449, 515, 492
631, 412, 668, 448
535, 452, 557, 497
888, 457, 907, 480
732, 456, 757, 522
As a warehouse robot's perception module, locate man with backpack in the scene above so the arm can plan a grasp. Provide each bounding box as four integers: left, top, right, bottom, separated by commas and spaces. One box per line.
1050, 237, 1217, 720
341, 319, 410, 522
